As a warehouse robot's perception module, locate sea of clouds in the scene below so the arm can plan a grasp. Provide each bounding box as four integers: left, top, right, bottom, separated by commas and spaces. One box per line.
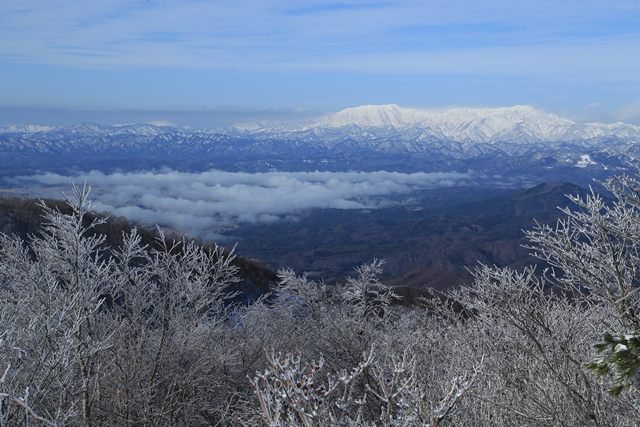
13, 169, 474, 239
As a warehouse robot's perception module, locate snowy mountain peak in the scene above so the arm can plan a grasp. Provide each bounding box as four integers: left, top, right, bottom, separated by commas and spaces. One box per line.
308, 104, 580, 142
313, 104, 573, 129
312, 104, 419, 128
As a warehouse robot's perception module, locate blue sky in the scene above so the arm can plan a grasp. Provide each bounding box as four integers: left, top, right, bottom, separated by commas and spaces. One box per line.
1, 0, 640, 126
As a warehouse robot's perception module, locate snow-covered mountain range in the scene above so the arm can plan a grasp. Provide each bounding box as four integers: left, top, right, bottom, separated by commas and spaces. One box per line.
314, 104, 572, 132
1, 105, 639, 182
303, 104, 640, 144
4, 104, 640, 145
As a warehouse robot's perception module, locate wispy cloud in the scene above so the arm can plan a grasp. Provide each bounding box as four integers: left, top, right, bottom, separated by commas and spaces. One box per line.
282, 1, 393, 16
1, 0, 639, 73
13, 169, 473, 239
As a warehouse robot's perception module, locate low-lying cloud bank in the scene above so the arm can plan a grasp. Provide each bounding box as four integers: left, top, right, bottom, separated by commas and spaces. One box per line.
14, 169, 473, 239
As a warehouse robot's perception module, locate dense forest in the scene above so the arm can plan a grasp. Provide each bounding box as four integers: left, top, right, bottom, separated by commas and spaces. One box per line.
0, 174, 639, 426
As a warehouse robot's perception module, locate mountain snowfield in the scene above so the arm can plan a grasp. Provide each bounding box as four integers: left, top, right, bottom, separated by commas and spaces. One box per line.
306, 104, 640, 144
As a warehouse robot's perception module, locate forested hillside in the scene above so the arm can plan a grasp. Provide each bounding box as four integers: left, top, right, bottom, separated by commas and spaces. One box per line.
0, 195, 277, 301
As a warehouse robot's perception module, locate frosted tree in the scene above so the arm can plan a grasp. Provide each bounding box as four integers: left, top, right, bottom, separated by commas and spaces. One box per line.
0, 185, 121, 426
249, 350, 373, 426
340, 259, 400, 320
365, 349, 482, 427
0, 186, 242, 425
99, 224, 240, 425
274, 268, 329, 322
526, 173, 640, 396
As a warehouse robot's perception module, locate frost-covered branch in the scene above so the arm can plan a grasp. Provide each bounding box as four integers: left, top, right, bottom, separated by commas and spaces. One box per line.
250, 349, 373, 426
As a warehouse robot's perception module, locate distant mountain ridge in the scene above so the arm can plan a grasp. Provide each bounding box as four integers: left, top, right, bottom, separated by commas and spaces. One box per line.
4, 104, 640, 142
1, 104, 638, 181
299, 104, 640, 144
312, 104, 573, 137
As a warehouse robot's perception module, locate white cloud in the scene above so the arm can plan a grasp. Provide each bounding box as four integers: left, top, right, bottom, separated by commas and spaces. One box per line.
14, 169, 473, 239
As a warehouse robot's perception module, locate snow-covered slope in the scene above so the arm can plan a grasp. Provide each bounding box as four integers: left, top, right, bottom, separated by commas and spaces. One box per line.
312, 104, 428, 128
308, 104, 640, 143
